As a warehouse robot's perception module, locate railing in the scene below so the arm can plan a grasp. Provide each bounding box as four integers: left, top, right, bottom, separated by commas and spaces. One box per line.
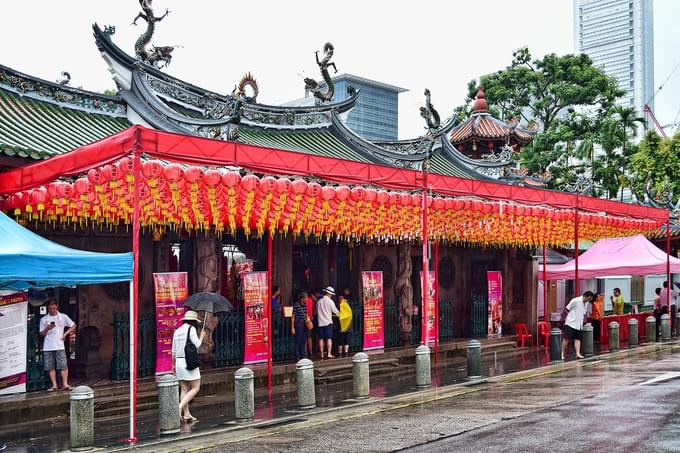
26, 313, 50, 391
272, 311, 295, 362
110, 312, 156, 380
213, 310, 244, 367
469, 293, 488, 338
438, 298, 454, 342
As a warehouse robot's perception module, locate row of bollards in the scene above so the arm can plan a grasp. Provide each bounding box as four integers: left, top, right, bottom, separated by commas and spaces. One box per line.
71, 317, 669, 450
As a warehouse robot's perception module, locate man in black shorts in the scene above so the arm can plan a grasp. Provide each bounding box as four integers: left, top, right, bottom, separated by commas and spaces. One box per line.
562, 290, 594, 360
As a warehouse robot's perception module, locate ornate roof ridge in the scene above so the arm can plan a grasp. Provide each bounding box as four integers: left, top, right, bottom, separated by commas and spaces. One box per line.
0, 63, 126, 117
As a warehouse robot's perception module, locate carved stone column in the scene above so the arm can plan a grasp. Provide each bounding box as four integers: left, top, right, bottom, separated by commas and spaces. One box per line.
194, 234, 220, 354
395, 243, 413, 344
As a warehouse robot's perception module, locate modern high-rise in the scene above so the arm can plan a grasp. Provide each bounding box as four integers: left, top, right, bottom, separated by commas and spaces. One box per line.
574, 0, 654, 116
285, 74, 407, 141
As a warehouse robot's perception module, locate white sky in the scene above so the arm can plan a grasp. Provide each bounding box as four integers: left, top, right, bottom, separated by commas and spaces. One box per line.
2, 0, 679, 139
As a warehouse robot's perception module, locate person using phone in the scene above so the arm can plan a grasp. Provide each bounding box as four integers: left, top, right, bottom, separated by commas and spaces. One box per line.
39, 299, 76, 391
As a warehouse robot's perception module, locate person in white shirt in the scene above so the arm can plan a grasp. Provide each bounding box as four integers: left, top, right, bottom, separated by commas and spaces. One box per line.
39, 299, 76, 391
660, 281, 680, 334
172, 310, 206, 423
316, 286, 339, 359
561, 291, 594, 360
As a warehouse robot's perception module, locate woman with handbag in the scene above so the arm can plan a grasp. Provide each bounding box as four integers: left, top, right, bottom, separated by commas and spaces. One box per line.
172, 310, 206, 423
291, 292, 311, 360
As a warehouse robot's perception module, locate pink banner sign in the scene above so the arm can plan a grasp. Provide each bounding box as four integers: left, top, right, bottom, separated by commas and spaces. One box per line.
243, 271, 269, 364
487, 271, 503, 337
153, 272, 188, 375
420, 270, 437, 345
0, 293, 28, 395
362, 271, 384, 350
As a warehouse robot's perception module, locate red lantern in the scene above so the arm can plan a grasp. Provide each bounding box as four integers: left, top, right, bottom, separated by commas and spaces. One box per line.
306, 182, 322, 198
164, 164, 184, 183
276, 178, 292, 194
376, 190, 389, 204
142, 160, 164, 179
74, 178, 92, 195
118, 157, 134, 175
350, 187, 365, 202
291, 179, 308, 195
47, 182, 61, 199
433, 197, 445, 210
202, 169, 221, 188
321, 186, 336, 201
183, 166, 204, 184
260, 176, 278, 193
240, 174, 259, 191
87, 168, 107, 186
30, 188, 47, 206
335, 185, 350, 201
364, 189, 377, 202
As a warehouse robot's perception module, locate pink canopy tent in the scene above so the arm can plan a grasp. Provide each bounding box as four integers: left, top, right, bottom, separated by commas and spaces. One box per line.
544, 234, 680, 280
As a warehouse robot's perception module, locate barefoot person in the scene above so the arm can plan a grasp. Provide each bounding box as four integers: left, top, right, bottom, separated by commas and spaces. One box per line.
39, 299, 76, 391
172, 310, 206, 423
562, 291, 594, 360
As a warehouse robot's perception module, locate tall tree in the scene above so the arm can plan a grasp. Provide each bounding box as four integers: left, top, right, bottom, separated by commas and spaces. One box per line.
630, 131, 680, 204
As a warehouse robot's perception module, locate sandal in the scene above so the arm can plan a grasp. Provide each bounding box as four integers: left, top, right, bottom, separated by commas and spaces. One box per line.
47, 387, 58, 392
61, 385, 72, 391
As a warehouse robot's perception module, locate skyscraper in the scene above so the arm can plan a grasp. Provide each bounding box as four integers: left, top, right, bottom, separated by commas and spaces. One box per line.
574, 0, 654, 116
285, 74, 407, 141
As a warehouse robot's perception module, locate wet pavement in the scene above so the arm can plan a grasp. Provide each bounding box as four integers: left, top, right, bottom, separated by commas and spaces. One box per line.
0, 342, 656, 452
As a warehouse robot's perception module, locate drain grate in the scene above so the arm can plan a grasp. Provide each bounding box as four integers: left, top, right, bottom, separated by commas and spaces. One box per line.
254, 417, 308, 429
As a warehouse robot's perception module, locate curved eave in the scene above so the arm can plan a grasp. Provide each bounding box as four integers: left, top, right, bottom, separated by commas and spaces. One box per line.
93, 23, 359, 117
435, 138, 496, 180
450, 113, 533, 145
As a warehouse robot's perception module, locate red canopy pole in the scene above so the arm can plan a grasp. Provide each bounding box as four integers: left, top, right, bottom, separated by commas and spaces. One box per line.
543, 243, 548, 321
667, 215, 671, 309
574, 200, 580, 296
267, 231, 273, 391
434, 241, 439, 356
421, 172, 429, 346
128, 135, 141, 444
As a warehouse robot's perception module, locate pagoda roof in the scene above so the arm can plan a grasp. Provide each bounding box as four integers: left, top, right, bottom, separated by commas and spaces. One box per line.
450, 88, 534, 146
0, 65, 129, 160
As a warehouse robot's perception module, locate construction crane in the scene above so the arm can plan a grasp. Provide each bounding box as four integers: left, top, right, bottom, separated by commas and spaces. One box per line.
644, 104, 668, 138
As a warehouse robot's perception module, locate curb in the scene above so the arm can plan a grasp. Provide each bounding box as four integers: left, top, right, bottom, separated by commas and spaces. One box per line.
79, 339, 680, 452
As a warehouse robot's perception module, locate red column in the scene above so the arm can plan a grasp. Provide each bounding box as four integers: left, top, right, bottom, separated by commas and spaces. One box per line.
543, 243, 548, 322
129, 142, 141, 443
421, 178, 429, 346
667, 215, 671, 308
574, 203, 580, 296
434, 241, 439, 354
267, 232, 273, 391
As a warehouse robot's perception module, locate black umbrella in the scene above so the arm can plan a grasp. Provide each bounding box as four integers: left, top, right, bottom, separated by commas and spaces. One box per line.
184, 292, 234, 314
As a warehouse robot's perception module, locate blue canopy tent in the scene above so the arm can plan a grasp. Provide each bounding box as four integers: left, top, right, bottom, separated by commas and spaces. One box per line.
0, 211, 132, 290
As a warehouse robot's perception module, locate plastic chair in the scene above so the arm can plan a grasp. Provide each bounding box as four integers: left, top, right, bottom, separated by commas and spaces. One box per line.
515, 322, 534, 348
537, 321, 551, 349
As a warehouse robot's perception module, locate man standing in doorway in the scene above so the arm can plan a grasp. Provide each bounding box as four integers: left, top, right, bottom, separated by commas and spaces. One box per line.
562, 291, 594, 360
317, 286, 339, 359
39, 299, 76, 391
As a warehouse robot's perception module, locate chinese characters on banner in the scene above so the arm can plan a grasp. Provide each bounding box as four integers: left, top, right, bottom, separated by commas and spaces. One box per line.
0, 293, 28, 395
420, 270, 437, 345
153, 272, 188, 375
361, 271, 384, 350
243, 271, 269, 364
487, 271, 503, 337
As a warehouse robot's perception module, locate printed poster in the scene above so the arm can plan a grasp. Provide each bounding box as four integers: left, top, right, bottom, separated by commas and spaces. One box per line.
153, 272, 188, 375
420, 270, 437, 345
362, 271, 384, 350
243, 271, 269, 364
0, 293, 28, 395
487, 271, 503, 337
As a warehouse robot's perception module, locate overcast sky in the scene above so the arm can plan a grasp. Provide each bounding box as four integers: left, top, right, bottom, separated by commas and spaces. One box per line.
2, 0, 679, 139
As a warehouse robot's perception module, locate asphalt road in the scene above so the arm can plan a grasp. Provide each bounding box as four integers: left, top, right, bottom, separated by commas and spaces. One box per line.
191, 349, 680, 453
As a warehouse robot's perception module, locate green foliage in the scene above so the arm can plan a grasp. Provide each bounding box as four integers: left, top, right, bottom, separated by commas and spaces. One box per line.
630, 131, 680, 204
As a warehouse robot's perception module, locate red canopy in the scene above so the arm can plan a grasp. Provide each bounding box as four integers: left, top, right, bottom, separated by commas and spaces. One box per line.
0, 125, 668, 223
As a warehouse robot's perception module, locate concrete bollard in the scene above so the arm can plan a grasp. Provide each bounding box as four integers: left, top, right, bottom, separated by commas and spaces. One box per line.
646, 316, 656, 343
415, 345, 431, 388
234, 367, 255, 422
582, 323, 594, 357
157, 374, 180, 435
352, 352, 370, 399
661, 313, 671, 341
466, 340, 482, 380
628, 318, 639, 348
296, 359, 316, 410
608, 321, 620, 351
549, 328, 562, 362
70, 386, 94, 451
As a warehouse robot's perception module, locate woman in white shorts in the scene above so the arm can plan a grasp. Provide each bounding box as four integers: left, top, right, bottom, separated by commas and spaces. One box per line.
172, 310, 206, 423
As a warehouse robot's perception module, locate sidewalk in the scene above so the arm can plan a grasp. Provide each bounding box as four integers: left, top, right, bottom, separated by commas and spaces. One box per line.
0, 338, 667, 452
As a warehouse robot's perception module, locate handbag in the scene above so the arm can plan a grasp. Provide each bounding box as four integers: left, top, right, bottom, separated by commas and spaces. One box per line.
304, 316, 314, 331
184, 326, 201, 371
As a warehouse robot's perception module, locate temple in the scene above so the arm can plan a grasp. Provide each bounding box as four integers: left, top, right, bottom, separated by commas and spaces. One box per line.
0, 3, 671, 392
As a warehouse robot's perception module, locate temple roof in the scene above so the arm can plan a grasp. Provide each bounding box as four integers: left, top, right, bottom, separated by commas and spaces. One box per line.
0, 65, 129, 160
449, 88, 533, 146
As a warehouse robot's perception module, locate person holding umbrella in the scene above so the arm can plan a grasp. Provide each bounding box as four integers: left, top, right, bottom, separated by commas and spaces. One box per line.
172, 310, 206, 423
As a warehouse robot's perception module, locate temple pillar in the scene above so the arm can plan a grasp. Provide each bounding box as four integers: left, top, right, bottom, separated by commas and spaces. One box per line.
194, 233, 221, 354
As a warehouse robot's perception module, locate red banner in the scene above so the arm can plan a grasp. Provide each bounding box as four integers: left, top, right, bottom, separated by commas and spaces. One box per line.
153, 272, 188, 375
362, 271, 384, 350
243, 271, 269, 364
421, 270, 437, 345
487, 271, 503, 337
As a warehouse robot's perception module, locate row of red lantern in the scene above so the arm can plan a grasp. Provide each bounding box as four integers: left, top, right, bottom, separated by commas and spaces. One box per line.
1, 160, 662, 246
